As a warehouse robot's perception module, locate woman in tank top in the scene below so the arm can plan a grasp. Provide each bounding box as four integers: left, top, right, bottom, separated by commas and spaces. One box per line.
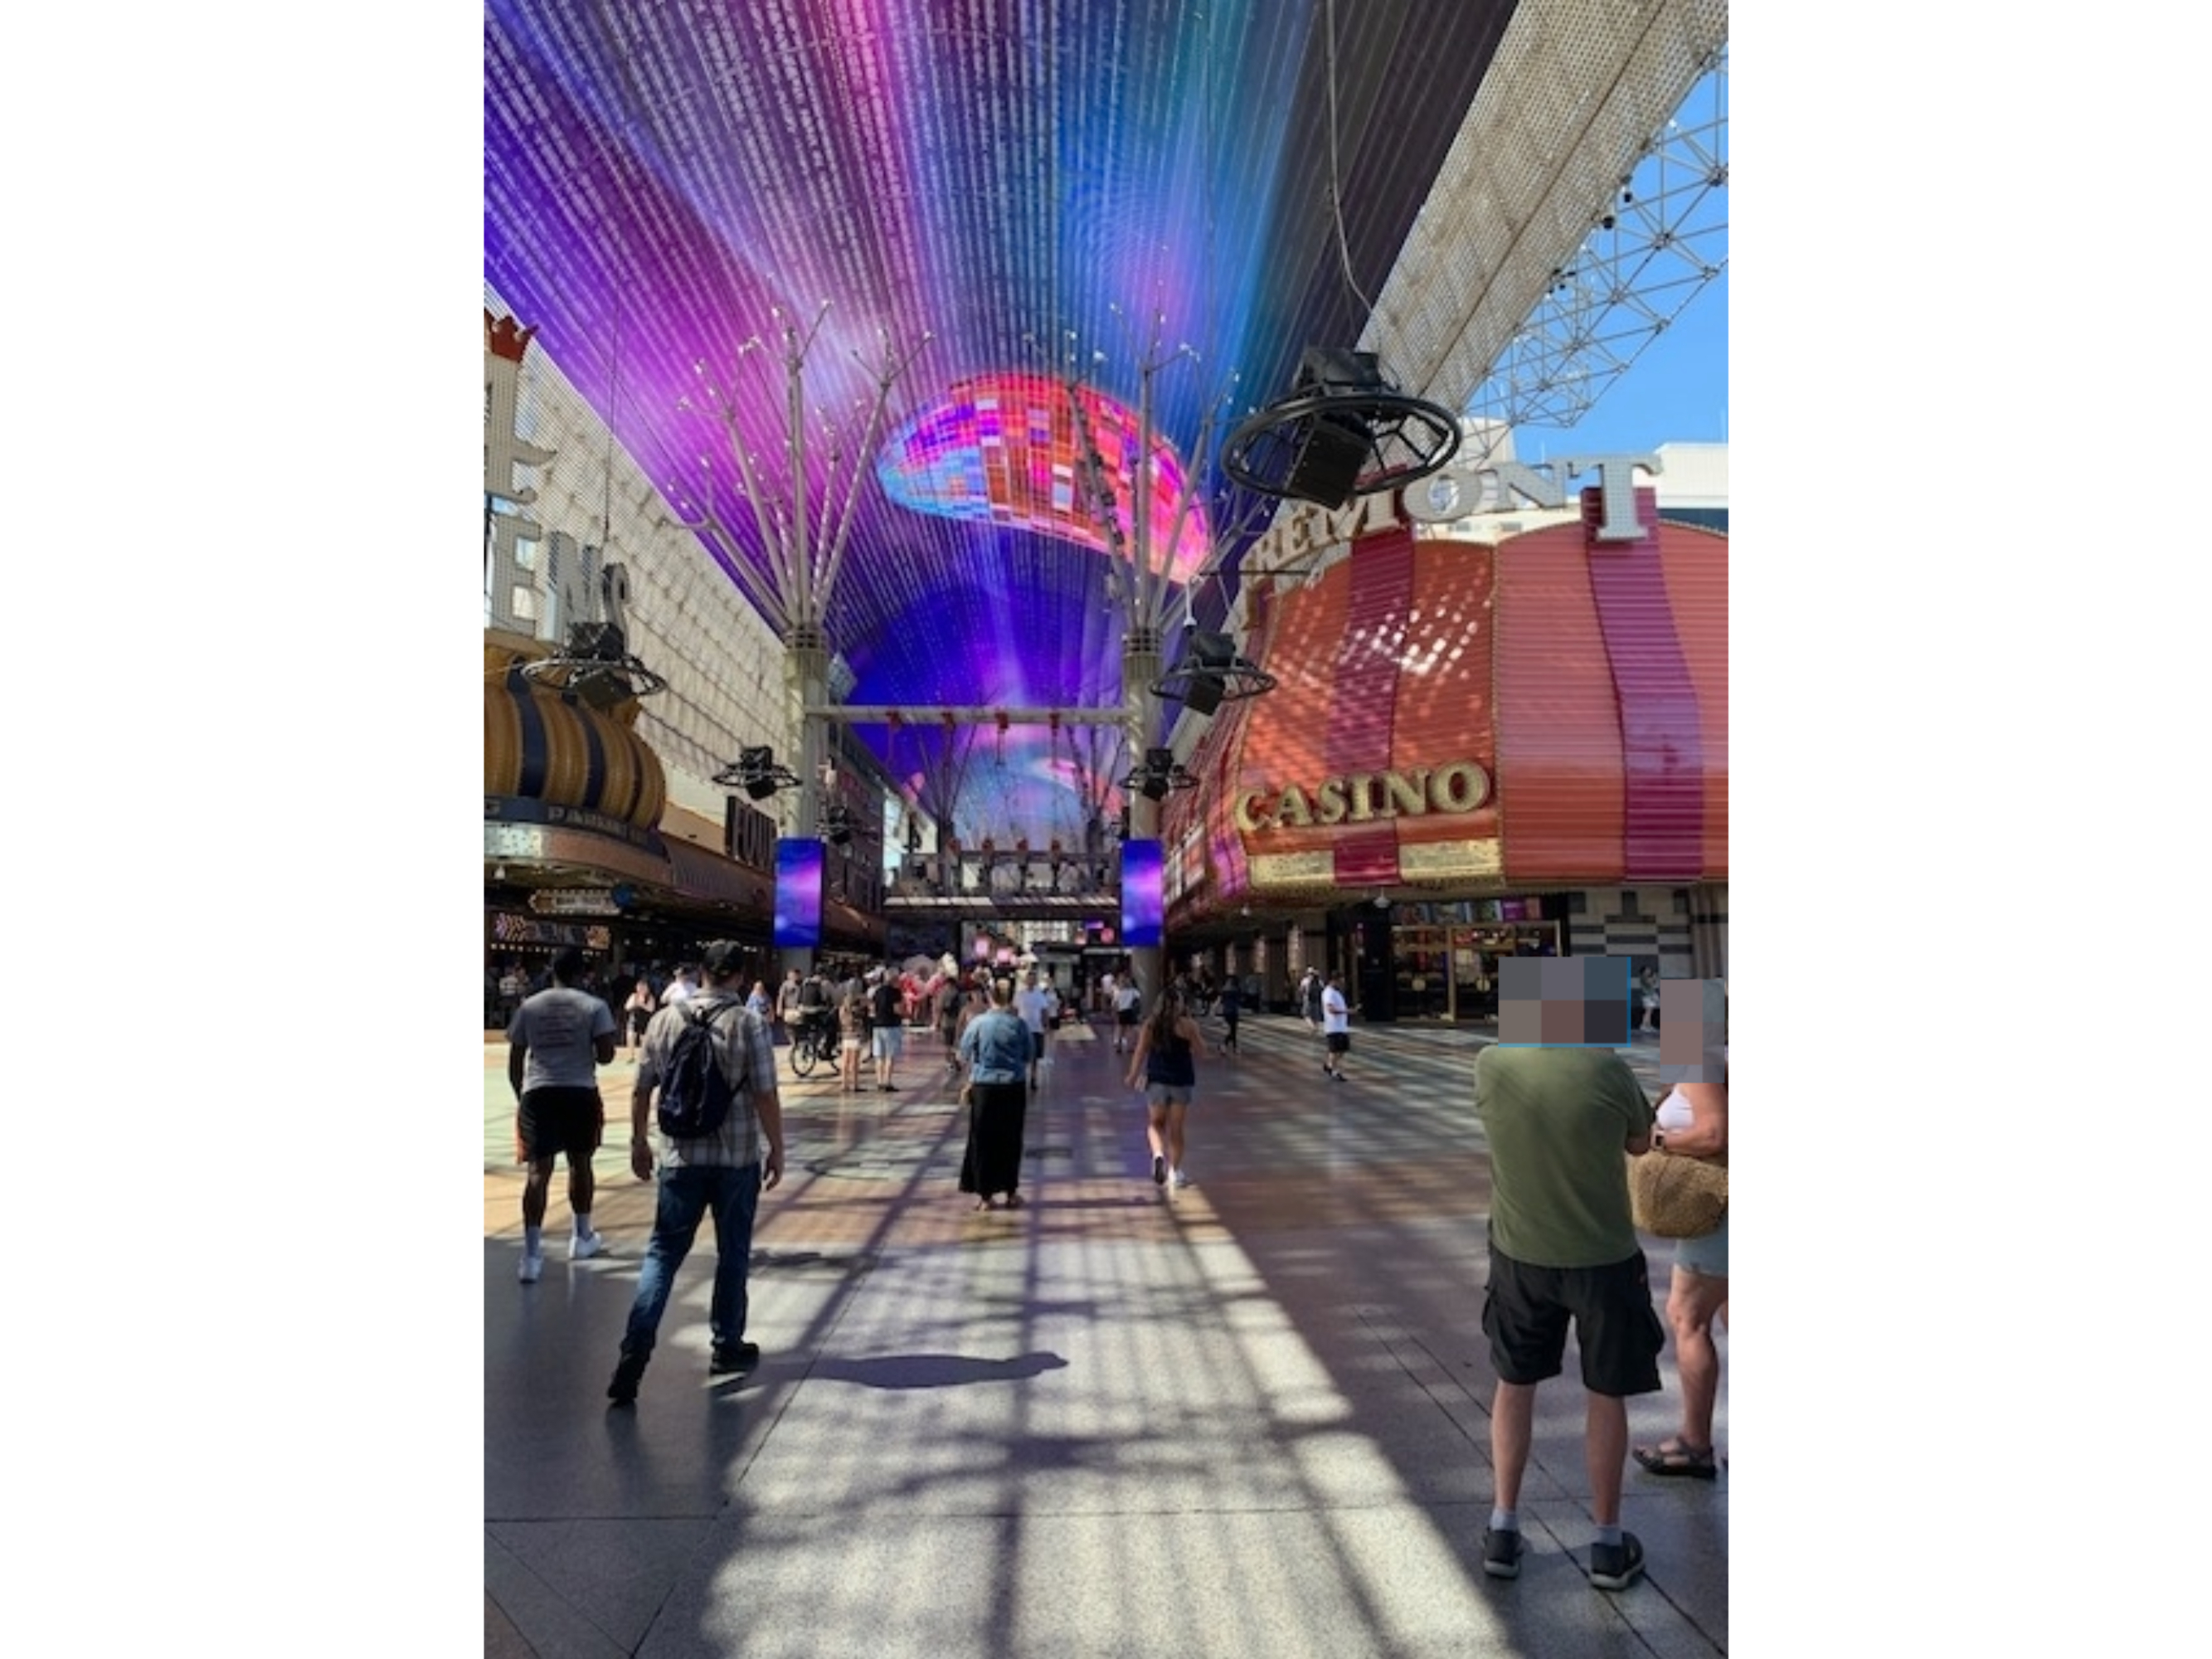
1123, 987, 1208, 1191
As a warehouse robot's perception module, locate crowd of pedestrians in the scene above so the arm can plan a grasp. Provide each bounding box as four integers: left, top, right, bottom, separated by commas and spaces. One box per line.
498, 946, 1726, 1595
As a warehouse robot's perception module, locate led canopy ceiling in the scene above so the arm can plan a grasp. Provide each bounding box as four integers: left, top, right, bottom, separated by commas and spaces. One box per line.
484, 0, 1727, 846
878, 373, 1208, 586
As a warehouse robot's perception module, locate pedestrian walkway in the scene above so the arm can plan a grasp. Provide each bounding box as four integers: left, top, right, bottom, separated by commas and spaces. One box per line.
485, 1011, 1728, 1657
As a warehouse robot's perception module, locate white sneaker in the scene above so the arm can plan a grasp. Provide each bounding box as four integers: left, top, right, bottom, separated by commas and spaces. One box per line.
518, 1253, 543, 1284
1172, 1170, 1193, 1190
570, 1230, 605, 1262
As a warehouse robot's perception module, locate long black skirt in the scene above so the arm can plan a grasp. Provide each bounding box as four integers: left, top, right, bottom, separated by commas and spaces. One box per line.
959, 1079, 1029, 1199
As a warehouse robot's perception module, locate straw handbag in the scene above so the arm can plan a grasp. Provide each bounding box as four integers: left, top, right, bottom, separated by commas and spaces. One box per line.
1627, 1148, 1728, 1239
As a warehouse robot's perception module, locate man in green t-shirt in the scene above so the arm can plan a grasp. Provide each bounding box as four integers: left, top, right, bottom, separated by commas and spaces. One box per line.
1473, 1044, 1664, 1593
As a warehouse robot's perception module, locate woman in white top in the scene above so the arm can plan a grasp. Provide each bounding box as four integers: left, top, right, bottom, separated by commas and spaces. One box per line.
1635, 1041, 1728, 1479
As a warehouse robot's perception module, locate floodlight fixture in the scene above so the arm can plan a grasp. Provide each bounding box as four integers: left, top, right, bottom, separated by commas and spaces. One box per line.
1222, 345, 1461, 508
1152, 626, 1276, 718
1119, 745, 1197, 803
516, 619, 668, 708
713, 743, 803, 800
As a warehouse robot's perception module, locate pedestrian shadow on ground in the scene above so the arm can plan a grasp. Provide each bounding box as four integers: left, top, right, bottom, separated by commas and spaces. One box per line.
806, 1352, 1069, 1389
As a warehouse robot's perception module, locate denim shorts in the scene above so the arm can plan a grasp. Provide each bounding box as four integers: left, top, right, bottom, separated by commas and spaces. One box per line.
1673, 1210, 1728, 1277
1145, 1083, 1194, 1108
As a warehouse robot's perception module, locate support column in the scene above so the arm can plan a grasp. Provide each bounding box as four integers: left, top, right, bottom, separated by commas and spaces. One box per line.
782, 624, 829, 979
1123, 624, 1163, 1005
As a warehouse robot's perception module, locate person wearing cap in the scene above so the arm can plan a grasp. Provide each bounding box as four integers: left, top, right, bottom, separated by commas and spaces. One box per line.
868, 966, 905, 1092
508, 947, 620, 1282
607, 940, 786, 1405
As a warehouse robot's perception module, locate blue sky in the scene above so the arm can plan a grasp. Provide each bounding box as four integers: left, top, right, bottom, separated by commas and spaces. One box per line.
1512, 271, 1728, 463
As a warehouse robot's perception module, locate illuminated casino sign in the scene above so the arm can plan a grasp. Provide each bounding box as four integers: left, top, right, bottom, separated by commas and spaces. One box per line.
1233, 761, 1491, 834
1241, 439, 1662, 571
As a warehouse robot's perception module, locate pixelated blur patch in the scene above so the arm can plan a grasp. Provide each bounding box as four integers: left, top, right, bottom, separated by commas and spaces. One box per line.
1658, 976, 1728, 1082
1495, 954, 1631, 1046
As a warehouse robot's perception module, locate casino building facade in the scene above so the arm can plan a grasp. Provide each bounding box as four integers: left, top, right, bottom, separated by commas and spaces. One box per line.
1155, 460, 1727, 1019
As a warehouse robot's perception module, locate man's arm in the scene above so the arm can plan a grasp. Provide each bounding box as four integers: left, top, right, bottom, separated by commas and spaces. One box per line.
1622, 1073, 1655, 1155
743, 1018, 785, 1189
756, 1082, 785, 1190
630, 1054, 658, 1180
508, 1040, 527, 1099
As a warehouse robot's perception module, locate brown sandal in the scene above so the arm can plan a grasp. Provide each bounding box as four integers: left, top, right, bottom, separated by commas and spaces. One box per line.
1633, 1438, 1718, 1479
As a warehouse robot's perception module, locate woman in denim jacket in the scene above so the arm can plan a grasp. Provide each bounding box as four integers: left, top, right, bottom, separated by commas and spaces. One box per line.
955, 978, 1036, 1210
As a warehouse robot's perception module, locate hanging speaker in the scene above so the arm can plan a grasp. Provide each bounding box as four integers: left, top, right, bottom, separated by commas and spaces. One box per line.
1281, 411, 1371, 508
1180, 673, 1225, 717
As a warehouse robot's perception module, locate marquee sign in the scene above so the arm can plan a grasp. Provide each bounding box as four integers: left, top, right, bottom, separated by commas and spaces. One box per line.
1232, 760, 1491, 834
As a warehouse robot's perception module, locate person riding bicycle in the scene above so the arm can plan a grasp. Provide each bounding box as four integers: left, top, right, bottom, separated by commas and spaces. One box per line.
791, 966, 832, 1050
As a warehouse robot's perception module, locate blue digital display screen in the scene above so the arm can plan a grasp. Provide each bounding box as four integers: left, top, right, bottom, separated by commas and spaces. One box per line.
773, 839, 824, 949
1121, 839, 1163, 947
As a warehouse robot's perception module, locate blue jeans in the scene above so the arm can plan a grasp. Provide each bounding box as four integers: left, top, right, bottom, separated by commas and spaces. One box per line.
620, 1161, 761, 1361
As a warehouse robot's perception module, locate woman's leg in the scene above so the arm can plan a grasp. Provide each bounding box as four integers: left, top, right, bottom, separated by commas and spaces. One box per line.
1166, 1102, 1189, 1174
1666, 1266, 1729, 1448
1146, 1102, 1169, 1170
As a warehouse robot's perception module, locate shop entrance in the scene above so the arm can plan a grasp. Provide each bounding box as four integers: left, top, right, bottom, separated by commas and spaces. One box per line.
1390, 917, 1563, 1020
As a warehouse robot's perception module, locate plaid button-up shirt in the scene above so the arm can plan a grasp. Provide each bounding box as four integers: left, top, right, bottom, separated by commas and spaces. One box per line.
634, 995, 778, 1169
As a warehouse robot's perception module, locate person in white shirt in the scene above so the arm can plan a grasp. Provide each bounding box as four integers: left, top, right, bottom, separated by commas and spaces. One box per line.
1112, 978, 1142, 1053
1014, 970, 1054, 1088
1320, 973, 1351, 1080
507, 947, 619, 1280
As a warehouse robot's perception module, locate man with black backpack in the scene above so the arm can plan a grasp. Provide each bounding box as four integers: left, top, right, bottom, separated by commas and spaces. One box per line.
607, 940, 786, 1406
868, 967, 905, 1093
792, 964, 831, 1055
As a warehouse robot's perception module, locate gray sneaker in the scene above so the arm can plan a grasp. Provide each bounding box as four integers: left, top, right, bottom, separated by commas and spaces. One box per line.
1480, 1527, 1524, 1579
1588, 1531, 1645, 1591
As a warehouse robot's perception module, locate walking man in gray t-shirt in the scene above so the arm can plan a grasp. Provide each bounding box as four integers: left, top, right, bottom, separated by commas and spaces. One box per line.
507, 946, 618, 1283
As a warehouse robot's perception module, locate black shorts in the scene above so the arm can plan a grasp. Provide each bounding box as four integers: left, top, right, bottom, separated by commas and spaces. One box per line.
518, 1086, 604, 1163
1325, 1032, 1350, 1053
1116, 1009, 1139, 1027
1481, 1240, 1665, 1397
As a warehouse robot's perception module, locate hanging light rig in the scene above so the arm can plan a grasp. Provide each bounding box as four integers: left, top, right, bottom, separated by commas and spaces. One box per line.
712, 745, 803, 800
1119, 746, 1198, 803
1221, 346, 1459, 509
1150, 623, 1276, 718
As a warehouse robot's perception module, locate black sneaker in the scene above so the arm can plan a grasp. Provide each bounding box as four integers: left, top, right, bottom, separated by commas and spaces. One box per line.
1588, 1531, 1646, 1591
1480, 1527, 1524, 1580
1151, 1154, 1167, 1186
606, 1350, 647, 1406
709, 1340, 761, 1374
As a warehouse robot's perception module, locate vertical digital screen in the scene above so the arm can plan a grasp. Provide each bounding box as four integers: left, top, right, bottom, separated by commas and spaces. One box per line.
1121, 839, 1164, 946
773, 839, 824, 949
